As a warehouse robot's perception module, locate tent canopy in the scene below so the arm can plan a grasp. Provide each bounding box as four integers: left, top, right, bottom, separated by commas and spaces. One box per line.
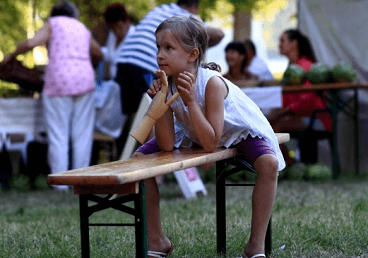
298, 0, 368, 82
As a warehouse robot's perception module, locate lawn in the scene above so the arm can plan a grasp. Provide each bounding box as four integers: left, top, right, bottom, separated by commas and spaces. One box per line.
1, 175, 368, 258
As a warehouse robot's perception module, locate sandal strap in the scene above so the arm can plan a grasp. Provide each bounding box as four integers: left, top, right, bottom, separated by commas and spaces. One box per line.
147, 250, 167, 258
251, 254, 266, 258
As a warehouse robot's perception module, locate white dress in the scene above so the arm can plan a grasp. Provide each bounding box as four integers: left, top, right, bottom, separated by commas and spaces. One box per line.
247, 56, 274, 81
168, 67, 285, 171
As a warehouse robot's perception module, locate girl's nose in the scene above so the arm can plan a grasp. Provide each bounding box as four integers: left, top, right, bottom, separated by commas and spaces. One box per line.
157, 49, 163, 59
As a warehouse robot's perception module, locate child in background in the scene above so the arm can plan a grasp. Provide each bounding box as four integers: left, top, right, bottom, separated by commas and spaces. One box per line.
133, 15, 285, 258
223, 41, 253, 82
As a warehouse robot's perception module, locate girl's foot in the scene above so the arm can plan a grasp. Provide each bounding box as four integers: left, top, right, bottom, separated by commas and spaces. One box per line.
242, 241, 265, 258
148, 241, 174, 258
241, 252, 265, 258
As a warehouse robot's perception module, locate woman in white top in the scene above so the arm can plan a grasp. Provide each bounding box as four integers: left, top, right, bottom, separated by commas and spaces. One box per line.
101, 3, 135, 79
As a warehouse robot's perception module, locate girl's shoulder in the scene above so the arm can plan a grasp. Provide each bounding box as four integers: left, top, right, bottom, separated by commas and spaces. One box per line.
198, 66, 222, 81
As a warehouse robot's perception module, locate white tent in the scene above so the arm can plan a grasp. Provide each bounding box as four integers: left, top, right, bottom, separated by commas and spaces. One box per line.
298, 0, 368, 173
299, 0, 368, 82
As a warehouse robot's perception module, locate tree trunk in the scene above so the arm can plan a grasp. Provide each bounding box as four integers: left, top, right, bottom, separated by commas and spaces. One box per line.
233, 8, 252, 42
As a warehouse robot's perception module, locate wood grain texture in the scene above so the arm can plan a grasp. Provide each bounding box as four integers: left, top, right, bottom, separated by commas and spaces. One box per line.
47, 133, 289, 186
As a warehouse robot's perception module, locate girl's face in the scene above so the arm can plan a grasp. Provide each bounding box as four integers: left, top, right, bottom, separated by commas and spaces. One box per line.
225, 49, 245, 70
279, 33, 296, 56
156, 29, 193, 76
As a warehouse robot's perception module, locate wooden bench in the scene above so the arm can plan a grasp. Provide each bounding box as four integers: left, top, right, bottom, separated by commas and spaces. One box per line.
47, 133, 290, 258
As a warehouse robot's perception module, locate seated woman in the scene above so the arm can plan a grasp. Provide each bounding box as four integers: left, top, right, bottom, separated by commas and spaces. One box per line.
223, 41, 255, 82
268, 29, 332, 165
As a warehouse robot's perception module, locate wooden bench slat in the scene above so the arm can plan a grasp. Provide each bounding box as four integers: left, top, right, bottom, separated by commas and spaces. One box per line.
73, 182, 139, 195
47, 133, 289, 186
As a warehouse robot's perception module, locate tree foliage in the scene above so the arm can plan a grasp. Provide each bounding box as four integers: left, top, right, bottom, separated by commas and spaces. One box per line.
0, 0, 29, 55
0, 0, 293, 57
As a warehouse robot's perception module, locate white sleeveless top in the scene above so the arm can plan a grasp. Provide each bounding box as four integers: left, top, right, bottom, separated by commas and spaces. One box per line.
168, 67, 285, 171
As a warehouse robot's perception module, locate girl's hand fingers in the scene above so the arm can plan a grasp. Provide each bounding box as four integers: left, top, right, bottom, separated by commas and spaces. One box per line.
178, 72, 194, 91
177, 71, 196, 106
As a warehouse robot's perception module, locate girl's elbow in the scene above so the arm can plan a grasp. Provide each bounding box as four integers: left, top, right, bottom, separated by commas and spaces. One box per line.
161, 146, 174, 152
203, 142, 219, 153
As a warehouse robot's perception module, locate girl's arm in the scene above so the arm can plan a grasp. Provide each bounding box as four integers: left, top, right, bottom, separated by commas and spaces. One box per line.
2, 22, 51, 65
178, 72, 228, 152
147, 78, 176, 151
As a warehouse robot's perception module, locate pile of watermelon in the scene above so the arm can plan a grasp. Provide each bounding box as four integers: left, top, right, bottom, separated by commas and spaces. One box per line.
283, 62, 357, 84
307, 63, 331, 83
282, 64, 306, 84
330, 62, 357, 83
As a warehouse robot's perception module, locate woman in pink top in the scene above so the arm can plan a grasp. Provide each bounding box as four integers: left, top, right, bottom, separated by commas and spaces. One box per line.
2, 0, 103, 190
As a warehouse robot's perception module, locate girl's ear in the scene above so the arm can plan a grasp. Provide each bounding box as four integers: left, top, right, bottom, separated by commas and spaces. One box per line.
188, 48, 200, 63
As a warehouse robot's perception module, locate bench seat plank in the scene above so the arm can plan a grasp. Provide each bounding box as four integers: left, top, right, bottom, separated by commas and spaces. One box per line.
47, 133, 289, 187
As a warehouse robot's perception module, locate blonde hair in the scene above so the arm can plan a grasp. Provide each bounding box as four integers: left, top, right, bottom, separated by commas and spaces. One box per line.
156, 15, 221, 72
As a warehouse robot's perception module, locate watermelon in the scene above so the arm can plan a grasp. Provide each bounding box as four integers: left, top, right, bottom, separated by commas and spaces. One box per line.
306, 164, 332, 181
306, 63, 331, 84
331, 62, 357, 82
287, 163, 308, 180
282, 64, 306, 85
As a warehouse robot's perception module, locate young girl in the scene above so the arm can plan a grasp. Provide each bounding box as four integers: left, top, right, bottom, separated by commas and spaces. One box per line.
133, 15, 285, 258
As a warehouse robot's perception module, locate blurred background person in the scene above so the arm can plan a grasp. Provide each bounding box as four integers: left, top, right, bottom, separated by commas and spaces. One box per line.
243, 39, 274, 82
1, 0, 103, 190
268, 29, 331, 165
101, 3, 136, 80
223, 41, 252, 82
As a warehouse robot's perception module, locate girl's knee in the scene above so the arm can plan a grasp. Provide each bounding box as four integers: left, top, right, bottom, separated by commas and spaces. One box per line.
254, 154, 279, 178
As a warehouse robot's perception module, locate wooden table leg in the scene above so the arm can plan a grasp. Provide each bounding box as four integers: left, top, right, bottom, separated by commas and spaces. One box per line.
330, 90, 340, 179
354, 88, 359, 175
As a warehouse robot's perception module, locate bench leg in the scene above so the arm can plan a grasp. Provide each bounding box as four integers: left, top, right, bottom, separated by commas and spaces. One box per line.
216, 160, 226, 255
265, 216, 272, 256
79, 195, 90, 258
135, 181, 148, 258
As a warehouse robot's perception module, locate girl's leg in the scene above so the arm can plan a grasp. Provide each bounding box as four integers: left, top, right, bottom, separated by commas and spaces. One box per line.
236, 137, 279, 257
144, 177, 172, 253
243, 154, 279, 257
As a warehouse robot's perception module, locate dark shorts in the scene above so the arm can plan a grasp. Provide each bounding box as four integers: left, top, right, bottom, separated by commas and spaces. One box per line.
115, 63, 154, 115
136, 135, 275, 166
235, 136, 275, 165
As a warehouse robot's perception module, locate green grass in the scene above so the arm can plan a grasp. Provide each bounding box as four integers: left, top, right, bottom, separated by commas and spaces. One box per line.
1, 176, 368, 258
